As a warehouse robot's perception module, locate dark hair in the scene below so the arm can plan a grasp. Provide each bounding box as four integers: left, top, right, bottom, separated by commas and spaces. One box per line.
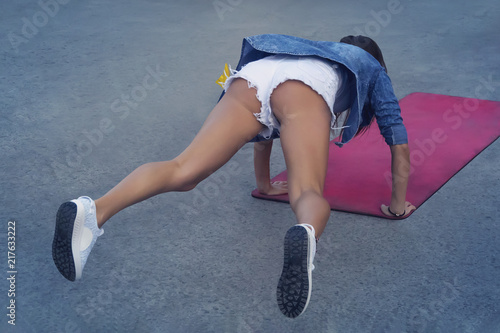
340, 35, 387, 72
339, 35, 387, 137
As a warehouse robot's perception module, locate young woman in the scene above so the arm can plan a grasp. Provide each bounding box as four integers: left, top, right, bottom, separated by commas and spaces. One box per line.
52, 34, 415, 318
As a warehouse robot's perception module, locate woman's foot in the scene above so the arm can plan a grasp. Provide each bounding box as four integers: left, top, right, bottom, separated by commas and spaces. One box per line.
52, 196, 104, 281
277, 224, 316, 318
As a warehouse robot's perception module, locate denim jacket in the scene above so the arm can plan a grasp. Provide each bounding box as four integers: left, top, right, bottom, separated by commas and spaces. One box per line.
227, 34, 408, 147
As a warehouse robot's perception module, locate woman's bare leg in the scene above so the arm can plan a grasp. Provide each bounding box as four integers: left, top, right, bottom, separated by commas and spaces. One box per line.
270, 80, 332, 239
272, 80, 332, 318
94, 79, 263, 227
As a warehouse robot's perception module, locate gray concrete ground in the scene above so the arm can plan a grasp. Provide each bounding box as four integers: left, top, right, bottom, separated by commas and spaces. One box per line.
1, 0, 499, 332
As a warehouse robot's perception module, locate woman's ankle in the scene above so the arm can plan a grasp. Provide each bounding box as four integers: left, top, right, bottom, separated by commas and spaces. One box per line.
94, 198, 108, 228
299, 223, 319, 242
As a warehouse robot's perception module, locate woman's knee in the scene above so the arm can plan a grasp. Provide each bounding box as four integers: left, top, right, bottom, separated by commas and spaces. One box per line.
289, 188, 328, 212
169, 158, 208, 192
176, 179, 198, 192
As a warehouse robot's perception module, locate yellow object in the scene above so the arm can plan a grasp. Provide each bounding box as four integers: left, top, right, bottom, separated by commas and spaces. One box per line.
216, 63, 231, 89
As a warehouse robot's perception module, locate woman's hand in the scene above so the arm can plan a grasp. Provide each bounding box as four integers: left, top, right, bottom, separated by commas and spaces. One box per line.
381, 201, 416, 218
258, 180, 288, 196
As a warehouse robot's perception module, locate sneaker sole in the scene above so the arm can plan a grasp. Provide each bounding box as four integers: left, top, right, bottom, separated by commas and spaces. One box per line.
52, 200, 84, 281
277, 226, 313, 318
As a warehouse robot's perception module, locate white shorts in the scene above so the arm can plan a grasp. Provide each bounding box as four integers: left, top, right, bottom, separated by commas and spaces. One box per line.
224, 55, 348, 140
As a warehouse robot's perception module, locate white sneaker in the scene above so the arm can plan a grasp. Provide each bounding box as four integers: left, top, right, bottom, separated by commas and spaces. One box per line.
52, 196, 104, 281
277, 224, 316, 318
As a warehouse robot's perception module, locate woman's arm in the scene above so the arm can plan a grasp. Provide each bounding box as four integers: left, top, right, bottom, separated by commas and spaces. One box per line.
254, 140, 288, 195
381, 143, 415, 217
369, 71, 415, 217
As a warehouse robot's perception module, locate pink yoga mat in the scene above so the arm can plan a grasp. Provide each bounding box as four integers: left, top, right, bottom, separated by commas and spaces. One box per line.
251, 92, 500, 219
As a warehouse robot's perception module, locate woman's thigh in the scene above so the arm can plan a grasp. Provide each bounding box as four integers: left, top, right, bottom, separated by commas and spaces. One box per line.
270, 80, 332, 203
174, 78, 264, 185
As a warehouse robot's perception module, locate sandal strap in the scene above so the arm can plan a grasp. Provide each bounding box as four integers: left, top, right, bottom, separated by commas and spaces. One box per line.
388, 206, 406, 217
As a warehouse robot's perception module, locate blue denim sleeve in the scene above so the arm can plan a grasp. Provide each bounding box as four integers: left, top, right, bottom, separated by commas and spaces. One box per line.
370, 70, 408, 146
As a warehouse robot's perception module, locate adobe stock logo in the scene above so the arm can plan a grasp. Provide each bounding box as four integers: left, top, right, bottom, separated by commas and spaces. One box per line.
384, 74, 498, 188
213, 0, 244, 21
7, 0, 71, 53
353, 0, 409, 41
51, 64, 169, 177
